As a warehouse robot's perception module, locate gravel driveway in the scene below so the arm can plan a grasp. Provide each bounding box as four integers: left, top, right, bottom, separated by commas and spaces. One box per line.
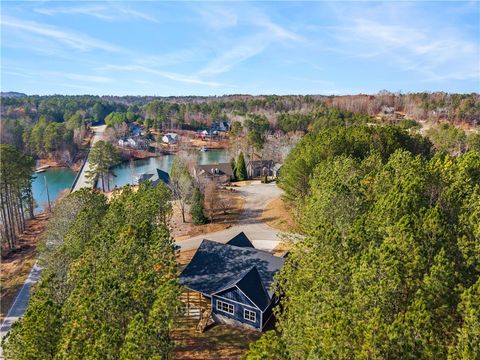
176, 181, 283, 251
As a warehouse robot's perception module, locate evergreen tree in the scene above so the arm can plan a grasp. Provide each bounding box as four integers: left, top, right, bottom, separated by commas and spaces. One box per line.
190, 187, 206, 225
2, 184, 179, 359
235, 152, 248, 181
86, 140, 120, 192
0, 145, 35, 249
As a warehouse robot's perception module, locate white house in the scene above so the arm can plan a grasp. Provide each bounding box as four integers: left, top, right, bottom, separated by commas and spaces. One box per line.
162, 133, 178, 144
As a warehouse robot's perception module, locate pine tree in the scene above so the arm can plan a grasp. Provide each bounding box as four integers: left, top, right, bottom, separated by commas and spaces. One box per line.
236, 152, 247, 181
190, 187, 206, 225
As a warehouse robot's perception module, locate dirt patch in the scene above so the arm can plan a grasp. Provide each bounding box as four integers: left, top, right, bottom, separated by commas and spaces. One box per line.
171, 189, 245, 241
173, 317, 260, 360
261, 197, 297, 233
1, 213, 49, 321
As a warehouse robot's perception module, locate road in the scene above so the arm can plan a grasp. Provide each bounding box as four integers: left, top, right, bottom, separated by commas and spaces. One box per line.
71, 125, 106, 192
0, 264, 42, 357
176, 181, 283, 251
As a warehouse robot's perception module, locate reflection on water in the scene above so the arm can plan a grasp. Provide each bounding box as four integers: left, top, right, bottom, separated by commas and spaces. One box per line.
30, 150, 230, 211
98, 149, 230, 189
32, 168, 77, 214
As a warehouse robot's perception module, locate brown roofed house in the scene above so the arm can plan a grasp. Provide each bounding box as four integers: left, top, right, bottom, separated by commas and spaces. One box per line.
194, 163, 234, 184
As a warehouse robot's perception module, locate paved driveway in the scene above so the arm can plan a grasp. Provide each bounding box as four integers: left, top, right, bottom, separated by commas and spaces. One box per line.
176, 181, 283, 251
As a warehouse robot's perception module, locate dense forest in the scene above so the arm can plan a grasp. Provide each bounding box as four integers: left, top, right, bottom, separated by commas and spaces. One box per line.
247, 125, 480, 359
0, 92, 478, 359
2, 92, 478, 170
2, 184, 180, 359
0, 145, 35, 249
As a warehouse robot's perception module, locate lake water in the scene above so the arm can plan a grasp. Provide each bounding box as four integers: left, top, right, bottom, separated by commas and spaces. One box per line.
31, 150, 230, 212
98, 149, 231, 190
32, 168, 77, 214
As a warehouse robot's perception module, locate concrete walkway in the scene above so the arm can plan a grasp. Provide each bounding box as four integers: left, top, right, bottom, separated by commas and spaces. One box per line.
0, 263, 42, 357
71, 125, 106, 192
176, 181, 284, 251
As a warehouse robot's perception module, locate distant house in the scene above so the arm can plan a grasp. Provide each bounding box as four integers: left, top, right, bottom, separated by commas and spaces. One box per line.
247, 160, 281, 179
162, 133, 178, 144
211, 121, 230, 132
194, 163, 234, 183
179, 234, 285, 331
197, 130, 209, 139
118, 137, 138, 148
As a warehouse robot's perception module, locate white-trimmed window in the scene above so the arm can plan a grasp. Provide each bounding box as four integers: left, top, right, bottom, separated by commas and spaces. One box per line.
244, 309, 256, 322
216, 300, 234, 315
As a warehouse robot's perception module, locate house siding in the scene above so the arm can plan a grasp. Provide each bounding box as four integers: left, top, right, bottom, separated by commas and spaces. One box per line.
215, 287, 257, 309
212, 295, 261, 330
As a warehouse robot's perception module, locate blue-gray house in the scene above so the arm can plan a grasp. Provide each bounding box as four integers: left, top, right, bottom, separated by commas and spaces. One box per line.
179, 233, 285, 331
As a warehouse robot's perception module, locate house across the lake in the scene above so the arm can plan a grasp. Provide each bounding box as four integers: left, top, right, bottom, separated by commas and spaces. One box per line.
162, 133, 178, 144
178, 233, 285, 331
193, 163, 234, 184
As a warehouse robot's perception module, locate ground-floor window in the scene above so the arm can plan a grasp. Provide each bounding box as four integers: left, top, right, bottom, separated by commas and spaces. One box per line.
216, 300, 234, 315
244, 309, 256, 322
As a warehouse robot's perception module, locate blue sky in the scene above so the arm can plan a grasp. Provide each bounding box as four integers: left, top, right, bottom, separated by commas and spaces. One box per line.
1, 1, 479, 96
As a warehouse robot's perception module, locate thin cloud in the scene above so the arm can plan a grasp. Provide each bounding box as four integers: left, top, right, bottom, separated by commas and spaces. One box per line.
104, 64, 226, 87
250, 12, 304, 42
198, 36, 268, 76
34, 4, 159, 23
196, 6, 238, 29
198, 11, 303, 77
1, 16, 122, 52
53, 72, 112, 83
331, 17, 479, 82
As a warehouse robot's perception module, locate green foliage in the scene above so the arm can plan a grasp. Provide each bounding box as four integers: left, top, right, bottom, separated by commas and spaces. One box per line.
245, 114, 270, 150
397, 118, 421, 130
229, 121, 243, 138
0, 144, 35, 248
190, 187, 207, 225
246, 331, 288, 360
279, 125, 432, 202
249, 123, 479, 358
235, 152, 248, 181
86, 140, 121, 192
105, 112, 128, 127
170, 157, 195, 223
426, 123, 467, 154
2, 184, 178, 359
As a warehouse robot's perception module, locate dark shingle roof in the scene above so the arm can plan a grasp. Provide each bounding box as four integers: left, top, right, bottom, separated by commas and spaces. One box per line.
152, 168, 170, 187
226, 232, 254, 248
178, 240, 284, 302
138, 173, 154, 183
236, 266, 270, 310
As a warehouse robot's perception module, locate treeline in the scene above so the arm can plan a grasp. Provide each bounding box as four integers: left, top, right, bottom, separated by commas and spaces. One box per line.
247, 125, 480, 359
0, 145, 35, 249
326, 91, 479, 125
2, 184, 180, 359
